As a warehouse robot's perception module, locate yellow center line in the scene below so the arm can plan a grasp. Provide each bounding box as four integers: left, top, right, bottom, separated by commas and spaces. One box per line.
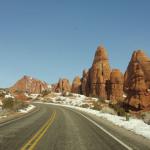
20, 111, 56, 150
22, 114, 54, 148
29, 112, 56, 150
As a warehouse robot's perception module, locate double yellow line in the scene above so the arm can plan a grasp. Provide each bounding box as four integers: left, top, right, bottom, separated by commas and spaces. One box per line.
20, 111, 56, 150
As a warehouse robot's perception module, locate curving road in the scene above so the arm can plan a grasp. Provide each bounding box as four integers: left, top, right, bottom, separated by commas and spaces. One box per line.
0, 103, 149, 150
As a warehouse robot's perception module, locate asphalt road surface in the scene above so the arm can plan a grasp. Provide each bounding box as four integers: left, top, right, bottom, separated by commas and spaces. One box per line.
0, 103, 150, 150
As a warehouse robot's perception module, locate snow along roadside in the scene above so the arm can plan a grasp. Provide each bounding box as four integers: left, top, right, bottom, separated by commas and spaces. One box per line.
18, 105, 36, 113
35, 102, 150, 140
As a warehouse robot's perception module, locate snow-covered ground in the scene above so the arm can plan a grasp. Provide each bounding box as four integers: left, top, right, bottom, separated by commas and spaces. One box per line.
49, 93, 98, 107
30, 94, 40, 99
25, 92, 40, 99
18, 105, 36, 113
5, 93, 14, 99
69, 106, 150, 140
36, 93, 150, 140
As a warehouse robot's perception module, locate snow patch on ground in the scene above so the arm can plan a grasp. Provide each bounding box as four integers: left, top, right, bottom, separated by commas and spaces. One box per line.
0, 115, 7, 119
48, 84, 52, 89
37, 93, 150, 139
49, 93, 98, 107
68, 105, 150, 140
36, 101, 150, 140
76, 106, 150, 139
5, 93, 14, 99
24, 93, 40, 99
18, 105, 35, 113
30, 94, 40, 99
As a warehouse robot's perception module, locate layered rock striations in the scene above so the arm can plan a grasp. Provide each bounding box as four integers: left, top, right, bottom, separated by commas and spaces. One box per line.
52, 45, 149, 111
88, 45, 111, 98
55, 78, 71, 93
124, 50, 150, 110
10, 75, 48, 94
109, 69, 124, 103
81, 69, 90, 96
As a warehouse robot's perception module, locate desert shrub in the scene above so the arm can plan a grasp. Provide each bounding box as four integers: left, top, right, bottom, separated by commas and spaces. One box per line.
2, 98, 14, 110
89, 94, 99, 99
27, 97, 32, 100
125, 113, 130, 121
114, 105, 126, 116
98, 97, 105, 103
65, 93, 74, 97
14, 90, 24, 94
13, 99, 28, 111
101, 107, 116, 115
41, 90, 51, 97
116, 107, 126, 116
81, 104, 89, 108
56, 98, 63, 102
109, 103, 126, 116
141, 112, 150, 125
2, 98, 28, 111
93, 101, 102, 110
61, 91, 70, 97
0, 92, 5, 98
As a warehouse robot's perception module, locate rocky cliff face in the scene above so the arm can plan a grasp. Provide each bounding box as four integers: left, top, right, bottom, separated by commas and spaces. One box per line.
81, 69, 90, 96
53, 45, 149, 111
10, 75, 48, 94
89, 45, 111, 98
55, 78, 71, 93
124, 50, 150, 110
109, 69, 124, 103
71, 76, 81, 94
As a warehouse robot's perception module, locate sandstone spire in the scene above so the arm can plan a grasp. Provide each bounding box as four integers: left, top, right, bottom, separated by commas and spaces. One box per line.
71, 76, 81, 94
89, 45, 111, 98
109, 69, 124, 103
124, 50, 150, 110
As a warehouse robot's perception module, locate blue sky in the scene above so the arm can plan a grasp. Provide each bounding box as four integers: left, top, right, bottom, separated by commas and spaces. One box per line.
0, 0, 150, 88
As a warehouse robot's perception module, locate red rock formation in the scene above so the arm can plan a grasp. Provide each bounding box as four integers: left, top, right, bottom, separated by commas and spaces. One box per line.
109, 69, 124, 103
71, 76, 81, 94
89, 45, 111, 98
81, 69, 90, 96
124, 50, 150, 110
14, 93, 28, 101
55, 78, 71, 93
10, 75, 48, 94
51, 83, 58, 92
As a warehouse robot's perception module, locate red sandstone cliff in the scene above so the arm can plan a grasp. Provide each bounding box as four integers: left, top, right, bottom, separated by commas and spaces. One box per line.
10, 75, 48, 94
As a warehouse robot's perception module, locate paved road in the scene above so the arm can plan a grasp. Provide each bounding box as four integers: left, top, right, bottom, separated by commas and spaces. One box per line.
0, 103, 149, 150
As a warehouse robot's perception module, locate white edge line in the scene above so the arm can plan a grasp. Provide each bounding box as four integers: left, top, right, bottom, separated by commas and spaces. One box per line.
35, 102, 133, 150
0, 106, 38, 127
72, 109, 133, 150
